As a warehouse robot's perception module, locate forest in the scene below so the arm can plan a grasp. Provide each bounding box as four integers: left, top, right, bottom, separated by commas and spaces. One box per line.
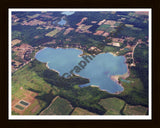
27, 59, 149, 115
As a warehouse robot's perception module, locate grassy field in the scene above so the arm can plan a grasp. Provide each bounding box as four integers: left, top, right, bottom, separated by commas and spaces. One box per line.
71, 107, 97, 115
27, 14, 40, 19
40, 96, 73, 115
119, 68, 148, 106
23, 99, 45, 115
97, 24, 110, 30
11, 55, 148, 115
99, 97, 125, 115
12, 63, 53, 96
45, 29, 61, 37
103, 46, 119, 53
123, 104, 148, 115
97, 24, 115, 33
12, 111, 19, 115
117, 49, 132, 56
12, 61, 56, 115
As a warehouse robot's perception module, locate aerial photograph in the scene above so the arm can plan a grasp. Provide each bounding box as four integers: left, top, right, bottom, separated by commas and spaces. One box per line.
9, 9, 151, 119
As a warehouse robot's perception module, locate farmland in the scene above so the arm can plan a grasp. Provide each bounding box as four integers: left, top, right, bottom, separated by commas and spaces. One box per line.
71, 107, 97, 115
45, 29, 61, 37
123, 104, 148, 115
40, 96, 73, 115
11, 59, 148, 115
97, 24, 112, 32
99, 97, 125, 115
12, 61, 53, 95
11, 39, 22, 47
103, 45, 119, 53
118, 68, 148, 106
12, 87, 44, 115
12, 61, 54, 115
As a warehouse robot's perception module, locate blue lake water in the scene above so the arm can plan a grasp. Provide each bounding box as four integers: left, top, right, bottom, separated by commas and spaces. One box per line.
61, 11, 75, 16
35, 47, 128, 94
58, 18, 66, 25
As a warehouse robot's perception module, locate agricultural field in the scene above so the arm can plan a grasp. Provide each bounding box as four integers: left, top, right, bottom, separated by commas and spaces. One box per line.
12, 62, 53, 95
71, 107, 97, 115
123, 104, 148, 115
99, 97, 125, 115
27, 14, 40, 19
40, 96, 73, 115
12, 61, 55, 115
103, 45, 119, 53
125, 24, 142, 31
97, 24, 110, 30
12, 87, 45, 115
11, 39, 22, 47
97, 24, 115, 33
45, 29, 61, 37
117, 48, 132, 56
119, 68, 148, 106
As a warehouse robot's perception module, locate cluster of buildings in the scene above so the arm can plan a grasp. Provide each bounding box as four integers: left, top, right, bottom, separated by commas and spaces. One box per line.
12, 43, 34, 72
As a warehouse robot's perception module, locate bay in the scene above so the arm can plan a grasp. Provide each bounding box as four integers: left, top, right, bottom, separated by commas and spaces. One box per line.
35, 47, 128, 94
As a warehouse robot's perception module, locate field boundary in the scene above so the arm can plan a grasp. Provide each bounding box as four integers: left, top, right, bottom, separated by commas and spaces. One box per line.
40, 96, 59, 115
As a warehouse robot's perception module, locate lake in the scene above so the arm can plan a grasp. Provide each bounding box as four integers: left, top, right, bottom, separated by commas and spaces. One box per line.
58, 18, 66, 25
61, 11, 75, 16
35, 47, 128, 94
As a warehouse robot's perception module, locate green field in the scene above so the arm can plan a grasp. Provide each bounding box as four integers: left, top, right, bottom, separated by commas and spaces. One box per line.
27, 14, 40, 19
97, 24, 110, 30
71, 107, 97, 115
22, 99, 44, 115
40, 96, 73, 115
117, 49, 132, 56
12, 54, 148, 115
12, 60, 55, 115
99, 97, 125, 115
97, 24, 115, 33
45, 29, 61, 37
118, 68, 148, 106
103, 45, 119, 53
12, 111, 19, 115
12, 62, 53, 97
123, 104, 148, 115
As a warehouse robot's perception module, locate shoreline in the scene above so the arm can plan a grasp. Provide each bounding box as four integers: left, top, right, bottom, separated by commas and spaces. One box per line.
35, 47, 130, 95
34, 47, 47, 57
109, 55, 130, 92
108, 52, 117, 56
46, 62, 60, 74
37, 46, 119, 58
53, 46, 84, 57
90, 85, 123, 95
110, 69, 130, 87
